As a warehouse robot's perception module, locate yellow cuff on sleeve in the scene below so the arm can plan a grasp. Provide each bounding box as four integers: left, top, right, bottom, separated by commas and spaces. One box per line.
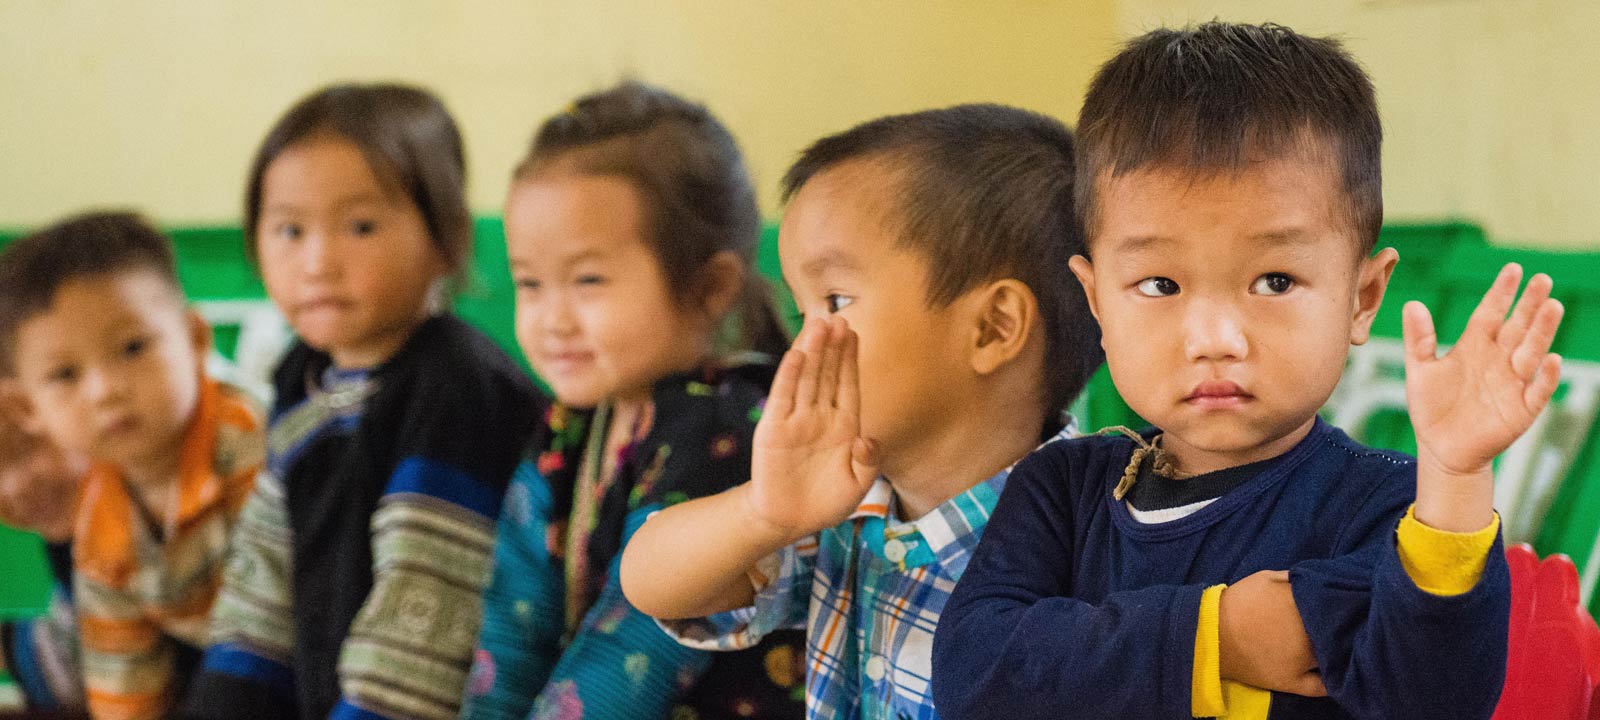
1194, 585, 1277, 719
1193, 584, 1227, 717
1396, 504, 1500, 596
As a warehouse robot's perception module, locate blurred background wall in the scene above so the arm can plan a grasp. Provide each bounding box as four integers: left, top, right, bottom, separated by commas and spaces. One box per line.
0, 1, 1118, 229
4, 0, 1594, 248
1120, 0, 1600, 247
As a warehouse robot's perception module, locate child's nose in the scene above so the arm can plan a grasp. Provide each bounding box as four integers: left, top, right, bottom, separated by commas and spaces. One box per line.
541, 292, 579, 335
298, 231, 338, 278
82, 364, 127, 404
1181, 299, 1249, 362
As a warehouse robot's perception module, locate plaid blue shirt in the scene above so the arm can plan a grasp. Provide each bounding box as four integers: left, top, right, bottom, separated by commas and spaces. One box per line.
662, 424, 1076, 720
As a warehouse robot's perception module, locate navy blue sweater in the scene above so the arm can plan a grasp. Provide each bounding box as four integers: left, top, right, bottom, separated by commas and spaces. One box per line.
932, 419, 1509, 719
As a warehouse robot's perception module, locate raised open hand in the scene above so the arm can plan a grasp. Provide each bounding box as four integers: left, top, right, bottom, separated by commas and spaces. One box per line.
1403, 263, 1564, 478
745, 315, 880, 544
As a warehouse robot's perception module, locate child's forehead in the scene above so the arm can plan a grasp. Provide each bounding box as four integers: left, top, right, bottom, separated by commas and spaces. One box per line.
505, 174, 651, 262
1087, 155, 1352, 253
15, 271, 185, 348
781, 163, 919, 267
778, 206, 931, 290
263, 135, 404, 208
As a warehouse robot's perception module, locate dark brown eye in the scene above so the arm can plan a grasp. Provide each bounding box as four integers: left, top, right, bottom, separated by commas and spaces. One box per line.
1252, 273, 1295, 295
1135, 277, 1179, 297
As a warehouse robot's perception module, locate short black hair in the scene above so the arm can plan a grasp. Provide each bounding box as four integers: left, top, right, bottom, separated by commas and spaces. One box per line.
1078, 21, 1382, 256
244, 83, 471, 282
0, 211, 181, 374
782, 104, 1103, 424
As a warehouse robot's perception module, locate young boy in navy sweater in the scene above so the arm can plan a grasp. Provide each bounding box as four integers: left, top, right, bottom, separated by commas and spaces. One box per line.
933, 22, 1565, 720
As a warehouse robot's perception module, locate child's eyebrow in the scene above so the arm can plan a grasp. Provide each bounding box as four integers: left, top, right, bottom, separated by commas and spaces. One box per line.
261, 192, 390, 216
552, 248, 611, 268
1109, 229, 1320, 255
800, 249, 859, 277
1249, 228, 1317, 246
1108, 235, 1173, 255
332, 192, 390, 210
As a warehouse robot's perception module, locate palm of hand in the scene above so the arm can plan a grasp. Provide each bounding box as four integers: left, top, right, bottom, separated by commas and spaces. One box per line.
750, 408, 870, 537
1404, 265, 1564, 475
746, 315, 879, 542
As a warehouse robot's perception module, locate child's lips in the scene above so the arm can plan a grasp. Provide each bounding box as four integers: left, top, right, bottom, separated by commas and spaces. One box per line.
298, 297, 351, 315
99, 414, 140, 438
542, 351, 594, 374
1184, 380, 1252, 409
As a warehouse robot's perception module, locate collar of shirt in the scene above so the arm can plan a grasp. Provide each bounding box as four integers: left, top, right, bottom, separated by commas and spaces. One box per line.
846, 419, 1078, 576
76, 377, 231, 583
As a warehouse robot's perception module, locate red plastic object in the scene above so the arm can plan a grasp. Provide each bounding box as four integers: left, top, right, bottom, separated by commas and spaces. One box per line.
1493, 544, 1600, 720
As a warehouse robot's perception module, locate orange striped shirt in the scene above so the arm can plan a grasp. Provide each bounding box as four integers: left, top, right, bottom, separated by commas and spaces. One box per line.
73, 379, 263, 720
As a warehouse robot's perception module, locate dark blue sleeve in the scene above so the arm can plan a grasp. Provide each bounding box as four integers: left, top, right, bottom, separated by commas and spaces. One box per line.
933, 446, 1208, 720
1289, 474, 1511, 719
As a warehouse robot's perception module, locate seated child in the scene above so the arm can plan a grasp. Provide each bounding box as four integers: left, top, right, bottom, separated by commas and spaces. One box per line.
460, 81, 806, 720
932, 22, 1562, 720
0, 399, 88, 712
179, 83, 540, 720
0, 211, 266, 720
620, 104, 1104, 720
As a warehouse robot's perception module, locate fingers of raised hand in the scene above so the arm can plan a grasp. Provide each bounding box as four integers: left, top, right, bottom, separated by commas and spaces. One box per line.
1402, 301, 1439, 364
1509, 296, 1564, 380
851, 437, 881, 489
816, 317, 846, 409
1462, 263, 1523, 345
766, 347, 805, 420
838, 325, 861, 420
794, 317, 831, 409
1524, 353, 1564, 414
1498, 272, 1553, 351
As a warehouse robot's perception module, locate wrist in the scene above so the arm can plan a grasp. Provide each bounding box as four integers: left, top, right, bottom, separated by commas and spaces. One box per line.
1413, 455, 1496, 533
735, 484, 808, 550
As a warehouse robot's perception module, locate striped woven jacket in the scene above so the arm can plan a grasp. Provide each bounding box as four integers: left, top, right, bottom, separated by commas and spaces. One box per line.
183, 315, 539, 720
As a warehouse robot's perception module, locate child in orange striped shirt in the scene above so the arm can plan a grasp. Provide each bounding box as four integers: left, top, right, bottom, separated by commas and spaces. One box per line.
0, 211, 264, 720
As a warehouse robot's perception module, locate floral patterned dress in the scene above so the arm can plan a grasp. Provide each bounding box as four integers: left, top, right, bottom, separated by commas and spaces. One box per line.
463, 362, 806, 720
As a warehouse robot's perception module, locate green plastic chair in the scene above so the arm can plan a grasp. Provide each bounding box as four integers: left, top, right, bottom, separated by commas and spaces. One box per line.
0, 526, 52, 620
1370, 221, 1487, 340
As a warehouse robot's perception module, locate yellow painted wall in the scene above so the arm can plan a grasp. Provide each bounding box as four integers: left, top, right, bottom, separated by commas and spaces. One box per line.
1118, 0, 1600, 248
7, 2, 1594, 248
0, 1, 1119, 229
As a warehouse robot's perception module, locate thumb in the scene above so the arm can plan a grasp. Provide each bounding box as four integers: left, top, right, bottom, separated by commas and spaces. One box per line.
851, 437, 881, 490
1402, 301, 1438, 366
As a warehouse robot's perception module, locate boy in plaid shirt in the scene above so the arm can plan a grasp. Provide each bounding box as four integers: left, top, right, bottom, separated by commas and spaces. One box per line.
621, 105, 1103, 720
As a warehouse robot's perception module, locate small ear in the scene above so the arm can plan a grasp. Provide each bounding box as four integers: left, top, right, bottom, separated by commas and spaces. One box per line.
187, 308, 214, 356
970, 279, 1039, 376
1350, 247, 1398, 346
698, 251, 746, 320
1068, 255, 1101, 322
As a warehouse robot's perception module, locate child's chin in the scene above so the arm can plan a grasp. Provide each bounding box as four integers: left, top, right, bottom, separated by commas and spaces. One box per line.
1165, 424, 1269, 453
293, 327, 344, 352
548, 384, 605, 410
